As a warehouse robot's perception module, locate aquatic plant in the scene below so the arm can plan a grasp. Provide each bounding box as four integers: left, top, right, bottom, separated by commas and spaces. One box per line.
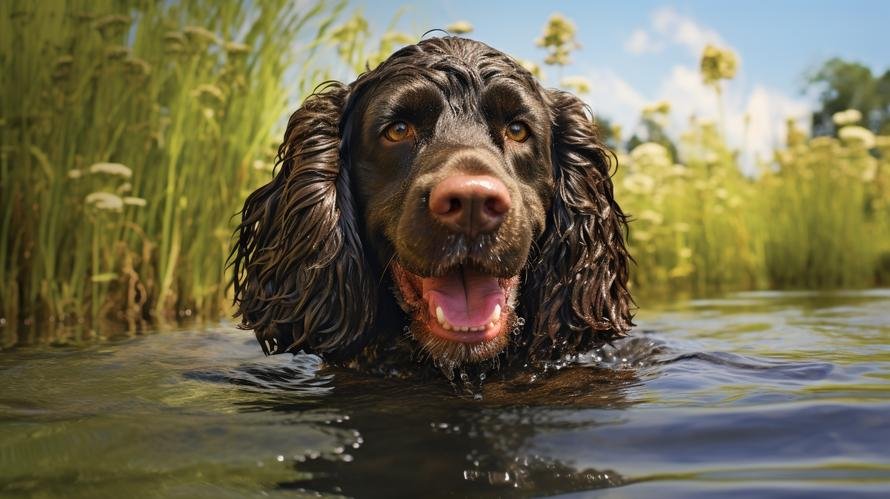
0, 0, 347, 342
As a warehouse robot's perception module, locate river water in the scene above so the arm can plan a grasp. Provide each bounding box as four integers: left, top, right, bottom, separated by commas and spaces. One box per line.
1, 290, 889, 497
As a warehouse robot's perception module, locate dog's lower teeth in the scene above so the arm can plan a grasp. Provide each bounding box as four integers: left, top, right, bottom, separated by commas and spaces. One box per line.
434, 304, 503, 334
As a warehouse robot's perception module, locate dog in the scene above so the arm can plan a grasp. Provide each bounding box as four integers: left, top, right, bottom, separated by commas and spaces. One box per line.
230, 37, 633, 376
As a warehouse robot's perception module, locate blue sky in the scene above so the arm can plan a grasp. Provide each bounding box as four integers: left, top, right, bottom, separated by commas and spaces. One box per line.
351, 0, 889, 168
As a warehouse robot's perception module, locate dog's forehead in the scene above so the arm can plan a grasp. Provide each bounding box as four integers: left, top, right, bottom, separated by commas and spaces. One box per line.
353, 38, 543, 112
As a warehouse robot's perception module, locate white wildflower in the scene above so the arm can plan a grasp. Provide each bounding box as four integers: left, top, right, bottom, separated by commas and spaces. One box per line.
446, 21, 473, 34
123, 196, 147, 207
831, 109, 862, 127
622, 173, 656, 194
89, 162, 132, 178
838, 125, 875, 149
67, 169, 83, 179
85, 192, 124, 211
630, 142, 671, 168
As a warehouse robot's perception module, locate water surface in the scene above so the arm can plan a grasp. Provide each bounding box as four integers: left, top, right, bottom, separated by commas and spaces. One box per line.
2, 290, 889, 497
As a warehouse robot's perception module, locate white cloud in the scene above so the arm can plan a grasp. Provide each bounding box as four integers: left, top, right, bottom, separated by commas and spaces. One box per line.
652, 7, 730, 57
583, 68, 648, 132
624, 7, 734, 58
741, 86, 811, 169
624, 28, 663, 55
613, 8, 812, 173
655, 65, 812, 173
583, 64, 811, 174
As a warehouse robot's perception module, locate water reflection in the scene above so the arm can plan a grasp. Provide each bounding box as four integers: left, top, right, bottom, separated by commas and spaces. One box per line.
181, 337, 665, 496
2, 290, 889, 497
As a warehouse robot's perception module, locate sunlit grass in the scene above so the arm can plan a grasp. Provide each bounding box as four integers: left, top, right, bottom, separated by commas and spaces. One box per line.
0, 0, 348, 341
617, 116, 890, 295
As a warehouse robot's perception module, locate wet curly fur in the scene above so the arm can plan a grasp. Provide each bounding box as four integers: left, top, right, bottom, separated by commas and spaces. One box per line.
230, 37, 633, 375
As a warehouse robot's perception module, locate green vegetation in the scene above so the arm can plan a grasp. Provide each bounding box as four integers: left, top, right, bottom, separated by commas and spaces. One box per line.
0, 0, 351, 343
1, 4, 888, 344
807, 58, 890, 136
616, 117, 890, 295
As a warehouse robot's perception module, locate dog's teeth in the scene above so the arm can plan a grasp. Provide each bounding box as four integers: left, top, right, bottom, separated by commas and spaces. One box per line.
460, 326, 469, 332
436, 306, 445, 325
491, 304, 502, 323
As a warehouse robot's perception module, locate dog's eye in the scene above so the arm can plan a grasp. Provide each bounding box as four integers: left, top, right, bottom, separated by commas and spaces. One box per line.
383, 121, 413, 142
505, 121, 530, 142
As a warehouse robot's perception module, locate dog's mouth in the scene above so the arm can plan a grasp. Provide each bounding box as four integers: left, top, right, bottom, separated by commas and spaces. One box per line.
392, 262, 518, 363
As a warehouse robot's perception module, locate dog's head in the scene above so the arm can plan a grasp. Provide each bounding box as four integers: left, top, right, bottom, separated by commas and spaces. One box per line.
231, 37, 633, 371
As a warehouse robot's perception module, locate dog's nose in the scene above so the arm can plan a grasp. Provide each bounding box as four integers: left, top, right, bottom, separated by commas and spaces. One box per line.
428, 175, 511, 236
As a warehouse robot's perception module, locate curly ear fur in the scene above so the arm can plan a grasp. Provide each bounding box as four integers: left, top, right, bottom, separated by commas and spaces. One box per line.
230, 82, 375, 357
521, 89, 634, 358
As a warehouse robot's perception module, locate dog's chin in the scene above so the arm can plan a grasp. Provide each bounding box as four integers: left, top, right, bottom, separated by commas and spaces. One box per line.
391, 263, 519, 366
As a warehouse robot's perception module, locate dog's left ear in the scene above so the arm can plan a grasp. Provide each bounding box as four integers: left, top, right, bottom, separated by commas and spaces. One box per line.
521, 89, 634, 358
229, 83, 375, 358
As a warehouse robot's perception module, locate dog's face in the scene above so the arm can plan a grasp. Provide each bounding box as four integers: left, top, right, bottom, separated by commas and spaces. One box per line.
231, 37, 633, 373
345, 56, 555, 364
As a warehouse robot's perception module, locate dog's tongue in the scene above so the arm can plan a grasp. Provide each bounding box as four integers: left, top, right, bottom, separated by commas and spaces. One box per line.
421, 268, 503, 327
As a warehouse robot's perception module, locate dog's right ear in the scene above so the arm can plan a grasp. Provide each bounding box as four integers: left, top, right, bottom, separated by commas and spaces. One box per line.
229, 82, 375, 357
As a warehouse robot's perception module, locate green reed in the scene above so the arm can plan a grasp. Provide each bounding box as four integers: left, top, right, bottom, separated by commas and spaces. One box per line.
0, 0, 347, 341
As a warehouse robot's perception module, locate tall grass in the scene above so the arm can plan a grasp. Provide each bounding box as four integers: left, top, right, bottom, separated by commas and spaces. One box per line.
616, 118, 890, 296
0, 0, 346, 344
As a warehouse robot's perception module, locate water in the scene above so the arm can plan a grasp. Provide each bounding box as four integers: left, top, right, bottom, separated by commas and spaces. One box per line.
1, 290, 889, 498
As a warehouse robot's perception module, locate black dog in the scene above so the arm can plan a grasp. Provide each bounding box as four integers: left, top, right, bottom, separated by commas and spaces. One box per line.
230, 37, 633, 375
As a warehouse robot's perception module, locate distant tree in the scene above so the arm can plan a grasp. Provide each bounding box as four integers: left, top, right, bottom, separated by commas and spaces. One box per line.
806, 58, 890, 136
